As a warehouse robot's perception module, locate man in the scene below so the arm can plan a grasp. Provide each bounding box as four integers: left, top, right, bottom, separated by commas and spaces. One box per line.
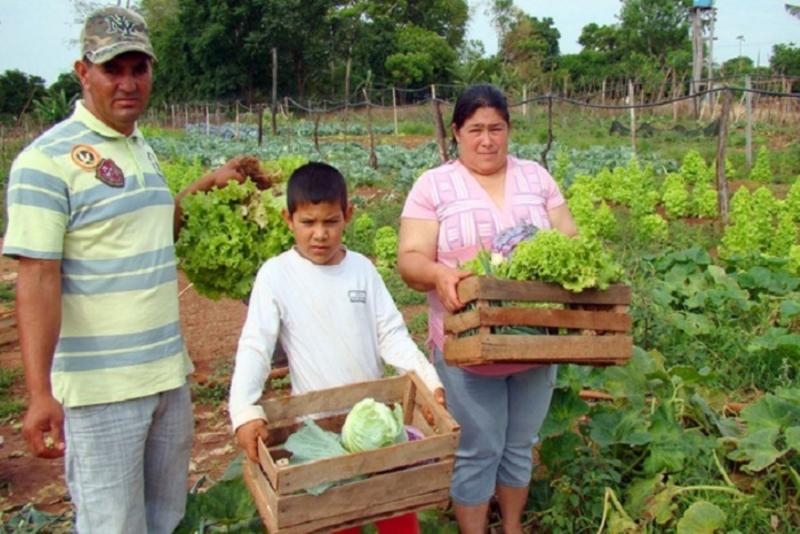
3, 7, 255, 533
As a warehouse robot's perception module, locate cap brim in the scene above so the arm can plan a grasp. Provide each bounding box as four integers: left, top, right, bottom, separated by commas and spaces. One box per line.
89, 43, 157, 64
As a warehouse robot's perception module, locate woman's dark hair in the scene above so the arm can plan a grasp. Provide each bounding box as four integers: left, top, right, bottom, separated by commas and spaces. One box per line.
451, 84, 510, 130
286, 162, 348, 215
450, 84, 510, 155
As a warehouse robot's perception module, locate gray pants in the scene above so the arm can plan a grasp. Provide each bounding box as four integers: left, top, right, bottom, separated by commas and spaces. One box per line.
433, 349, 556, 506
64, 384, 193, 534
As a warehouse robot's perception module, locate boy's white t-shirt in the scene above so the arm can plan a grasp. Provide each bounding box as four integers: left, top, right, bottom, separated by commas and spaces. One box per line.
229, 247, 443, 430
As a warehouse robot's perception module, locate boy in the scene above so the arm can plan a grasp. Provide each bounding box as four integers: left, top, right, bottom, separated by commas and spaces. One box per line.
229, 162, 445, 534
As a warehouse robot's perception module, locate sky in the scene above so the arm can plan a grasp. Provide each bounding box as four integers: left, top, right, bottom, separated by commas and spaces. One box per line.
0, 0, 797, 85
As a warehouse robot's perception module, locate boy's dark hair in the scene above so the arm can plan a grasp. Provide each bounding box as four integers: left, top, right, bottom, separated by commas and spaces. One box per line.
286, 162, 348, 215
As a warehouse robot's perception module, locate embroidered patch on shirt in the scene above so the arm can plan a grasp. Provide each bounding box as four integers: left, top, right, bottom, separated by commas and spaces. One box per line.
348, 290, 367, 303
95, 158, 125, 188
71, 144, 100, 171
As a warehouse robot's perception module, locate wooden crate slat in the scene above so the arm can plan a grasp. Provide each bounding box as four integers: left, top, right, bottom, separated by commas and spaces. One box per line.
247, 373, 460, 532
443, 309, 481, 336
244, 459, 280, 534
272, 433, 458, 494
445, 307, 631, 334
406, 371, 460, 434
444, 334, 633, 365
262, 375, 407, 424
277, 493, 450, 534
275, 459, 454, 529
457, 277, 631, 306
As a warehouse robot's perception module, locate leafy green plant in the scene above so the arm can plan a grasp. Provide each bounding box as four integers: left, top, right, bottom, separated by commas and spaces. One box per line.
634, 213, 669, 243
679, 149, 711, 185
160, 156, 205, 195
750, 146, 773, 182
373, 226, 398, 271
176, 180, 293, 300
690, 182, 719, 218
504, 230, 624, 292
349, 212, 376, 256
662, 172, 690, 218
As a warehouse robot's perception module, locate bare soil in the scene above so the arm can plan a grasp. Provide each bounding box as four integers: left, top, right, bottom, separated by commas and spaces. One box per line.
0, 257, 252, 517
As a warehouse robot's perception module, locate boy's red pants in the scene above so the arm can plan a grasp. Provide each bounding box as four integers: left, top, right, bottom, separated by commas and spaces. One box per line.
333, 512, 420, 534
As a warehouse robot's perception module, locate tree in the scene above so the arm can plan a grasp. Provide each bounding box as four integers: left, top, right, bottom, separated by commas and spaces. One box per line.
500, 13, 560, 78
720, 56, 754, 77
49, 72, 82, 102
618, 0, 692, 68
0, 70, 46, 121
385, 25, 456, 88
770, 43, 800, 75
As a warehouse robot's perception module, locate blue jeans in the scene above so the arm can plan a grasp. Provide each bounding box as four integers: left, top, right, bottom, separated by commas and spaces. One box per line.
433, 349, 556, 506
64, 383, 193, 533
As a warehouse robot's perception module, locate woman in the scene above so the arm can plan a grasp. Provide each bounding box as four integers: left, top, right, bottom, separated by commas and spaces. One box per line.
398, 84, 577, 533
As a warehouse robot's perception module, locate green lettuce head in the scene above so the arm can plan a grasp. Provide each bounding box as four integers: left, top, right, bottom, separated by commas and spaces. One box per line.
341, 398, 406, 452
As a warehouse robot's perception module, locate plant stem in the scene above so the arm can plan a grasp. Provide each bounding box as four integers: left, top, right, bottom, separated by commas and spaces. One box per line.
713, 449, 736, 487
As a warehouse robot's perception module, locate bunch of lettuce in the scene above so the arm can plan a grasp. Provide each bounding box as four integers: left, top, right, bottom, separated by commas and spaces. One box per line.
175, 179, 293, 300
506, 230, 623, 292
341, 398, 406, 452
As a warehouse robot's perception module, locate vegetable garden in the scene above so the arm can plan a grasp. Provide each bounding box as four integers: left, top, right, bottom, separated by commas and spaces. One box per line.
1, 106, 799, 532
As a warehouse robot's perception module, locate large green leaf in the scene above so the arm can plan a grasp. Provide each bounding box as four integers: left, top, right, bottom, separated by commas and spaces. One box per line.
589, 406, 650, 447
539, 431, 583, 472
785, 426, 800, 453
540, 388, 589, 438
643, 405, 704, 474
740, 393, 800, 432
624, 474, 664, 517
729, 427, 783, 472
736, 266, 799, 296
676, 501, 726, 534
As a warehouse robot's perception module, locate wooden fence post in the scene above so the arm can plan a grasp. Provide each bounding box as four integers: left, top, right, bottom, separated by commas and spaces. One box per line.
204, 104, 210, 135
363, 88, 378, 169
432, 98, 448, 163
716, 89, 732, 226
628, 80, 636, 152
392, 87, 398, 136
540, 95, 553, 170
522, 85, 528, 118
313, 113, 321, 153
745, 76, 753, 171
235, 100, 240, 140
257, 105, 264, 146
271, 47, 278, 136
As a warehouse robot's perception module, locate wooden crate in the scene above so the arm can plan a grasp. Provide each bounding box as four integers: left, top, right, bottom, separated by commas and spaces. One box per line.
443, 276, 633, 366
243, 372, 460, 533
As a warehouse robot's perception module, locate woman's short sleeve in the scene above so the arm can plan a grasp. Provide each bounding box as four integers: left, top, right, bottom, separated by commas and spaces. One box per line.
538, 166, 566, 210
401, 172, 438, 220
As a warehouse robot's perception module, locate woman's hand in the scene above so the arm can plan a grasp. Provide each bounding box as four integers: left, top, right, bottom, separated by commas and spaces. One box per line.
433, 264, 472, 313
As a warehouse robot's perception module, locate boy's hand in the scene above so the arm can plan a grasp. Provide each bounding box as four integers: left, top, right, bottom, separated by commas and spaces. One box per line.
235, 419, 269, 463
423, 388, 447, 426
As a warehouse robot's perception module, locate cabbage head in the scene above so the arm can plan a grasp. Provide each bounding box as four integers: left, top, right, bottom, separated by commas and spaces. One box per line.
341, 398, 406, 452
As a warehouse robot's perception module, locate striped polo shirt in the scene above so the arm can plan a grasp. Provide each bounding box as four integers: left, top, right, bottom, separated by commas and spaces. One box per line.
3, 101, 191, 407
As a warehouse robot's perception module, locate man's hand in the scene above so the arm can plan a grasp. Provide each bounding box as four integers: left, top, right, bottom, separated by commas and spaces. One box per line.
22, 394, 65, 459
235, 419, 269, 463
423, 387, 447, 426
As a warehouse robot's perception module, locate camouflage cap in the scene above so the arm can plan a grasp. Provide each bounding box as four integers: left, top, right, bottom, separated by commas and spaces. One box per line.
80, 6, 156, 64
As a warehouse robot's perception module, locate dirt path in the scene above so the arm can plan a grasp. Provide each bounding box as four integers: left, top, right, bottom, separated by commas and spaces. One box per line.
0, 264, 250, 516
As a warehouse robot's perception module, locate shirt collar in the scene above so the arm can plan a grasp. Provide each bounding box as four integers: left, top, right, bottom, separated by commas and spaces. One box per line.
72, 100, 143, 141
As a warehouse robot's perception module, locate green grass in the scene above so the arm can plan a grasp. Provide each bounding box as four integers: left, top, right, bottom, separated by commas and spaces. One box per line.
0, 282, 15, 304
0, 368, 24, 420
